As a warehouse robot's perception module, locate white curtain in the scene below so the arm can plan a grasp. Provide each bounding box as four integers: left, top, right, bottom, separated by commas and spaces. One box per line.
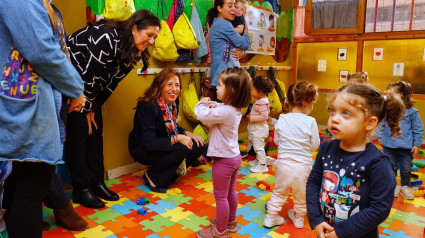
312, 0, 358, 29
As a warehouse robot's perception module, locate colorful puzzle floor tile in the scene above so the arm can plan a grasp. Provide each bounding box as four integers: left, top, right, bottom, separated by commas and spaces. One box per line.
15, 132, 425, 237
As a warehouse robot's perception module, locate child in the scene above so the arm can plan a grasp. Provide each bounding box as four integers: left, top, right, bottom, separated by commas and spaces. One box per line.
247, 76, 275, 173
347, 72, 368, 84
195, 67, 252, 237
263, 82, 320, 228
307, 83, 404, 238
232, 0, 247, 35
229, 0, 247, 68
375, 81, 424, 200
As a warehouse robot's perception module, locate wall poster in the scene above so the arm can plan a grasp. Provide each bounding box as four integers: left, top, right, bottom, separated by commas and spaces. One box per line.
246, 4, 278, 55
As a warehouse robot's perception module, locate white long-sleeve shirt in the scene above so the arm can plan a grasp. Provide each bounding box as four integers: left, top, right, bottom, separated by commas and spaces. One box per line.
274, 113, 320, 164
195, 101, 242, 158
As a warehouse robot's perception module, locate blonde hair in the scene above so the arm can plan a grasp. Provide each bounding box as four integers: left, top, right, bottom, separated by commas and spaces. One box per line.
41, 0, 60, 32
347, 72, 368, 84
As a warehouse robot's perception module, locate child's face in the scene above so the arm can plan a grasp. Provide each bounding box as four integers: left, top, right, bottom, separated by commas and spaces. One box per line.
216, 77, 226, 101
234, 2, 245, 17
327, 93, 369, 142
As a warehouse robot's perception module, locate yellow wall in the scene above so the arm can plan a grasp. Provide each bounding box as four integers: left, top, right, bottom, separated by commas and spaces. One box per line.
298, 40, 425, 127
297, 41, 358, 88
53, 1, 86, 34
363, 39, 425, 93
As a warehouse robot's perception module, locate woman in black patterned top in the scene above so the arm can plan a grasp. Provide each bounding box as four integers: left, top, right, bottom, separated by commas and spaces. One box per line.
65, 9, 160, 208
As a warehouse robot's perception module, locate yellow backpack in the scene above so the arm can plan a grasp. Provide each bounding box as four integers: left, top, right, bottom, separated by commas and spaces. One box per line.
103, 0, 135, 21
173, 13, 199, 49
182, 72, 199, 123
153, 20, 179, 61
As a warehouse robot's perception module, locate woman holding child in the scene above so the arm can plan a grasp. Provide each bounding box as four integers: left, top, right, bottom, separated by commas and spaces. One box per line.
129, 68, 208, 193
207, 0, 251, 100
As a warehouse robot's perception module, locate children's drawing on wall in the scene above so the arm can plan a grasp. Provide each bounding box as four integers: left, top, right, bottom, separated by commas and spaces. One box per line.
258, 13, 266, 29
268, 15, 275, 32
258, 35, 265, 52
248, 33, 254, 51
267, 36, 275, 52
246, 3, 277, 55
247, 10, 254, 26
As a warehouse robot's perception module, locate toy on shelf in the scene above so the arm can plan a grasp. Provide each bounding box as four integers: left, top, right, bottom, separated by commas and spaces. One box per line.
136, 197, 150, 205
256, 181, 271, 191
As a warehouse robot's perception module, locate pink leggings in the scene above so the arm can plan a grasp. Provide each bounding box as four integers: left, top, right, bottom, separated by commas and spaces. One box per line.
212, 155, 241, 233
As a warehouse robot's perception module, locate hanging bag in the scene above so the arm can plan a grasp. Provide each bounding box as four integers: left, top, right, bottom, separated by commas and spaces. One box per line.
267, 67, 286, 115
152, 0, 179, 61
190, 5, 208, 62
182, 72, 200, 123
173, 13, 199, 49
104, 0, 135, 21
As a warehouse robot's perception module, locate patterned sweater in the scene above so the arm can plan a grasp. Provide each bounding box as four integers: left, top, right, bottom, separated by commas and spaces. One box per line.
67, 24, 139, 112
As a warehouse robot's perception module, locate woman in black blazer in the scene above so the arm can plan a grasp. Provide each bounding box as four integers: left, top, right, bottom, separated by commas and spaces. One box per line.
129, 68, 207, 193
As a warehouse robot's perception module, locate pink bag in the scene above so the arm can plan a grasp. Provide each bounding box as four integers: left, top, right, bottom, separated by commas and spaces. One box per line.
166, 0, 177, 30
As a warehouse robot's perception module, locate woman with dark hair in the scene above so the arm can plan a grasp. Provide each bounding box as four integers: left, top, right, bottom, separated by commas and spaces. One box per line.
65, 9, 161, 208
129, 68, 207, 193
206, 0, 251, 100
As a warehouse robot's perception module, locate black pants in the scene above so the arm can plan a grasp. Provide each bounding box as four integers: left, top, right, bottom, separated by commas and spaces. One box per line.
4, 162, 55, 238
43, 170, 70, 209
65, 110, 104, 190
144, 142, 207, 188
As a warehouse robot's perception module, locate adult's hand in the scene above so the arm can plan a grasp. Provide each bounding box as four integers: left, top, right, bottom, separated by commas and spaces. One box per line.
313, 222, 334, 238
68, 93, 86, 113
176, 134, 193, 150
185, 131, 205, 147
231, 48, 246, 61
86, 111, 98, 135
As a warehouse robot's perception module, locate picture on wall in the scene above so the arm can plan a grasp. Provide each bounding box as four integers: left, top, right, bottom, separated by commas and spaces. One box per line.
246, 3, 277, 55
337, 48, 347, 61
339, 70, 349, 82
393, 63, 405, 76
373, 48, 384, 61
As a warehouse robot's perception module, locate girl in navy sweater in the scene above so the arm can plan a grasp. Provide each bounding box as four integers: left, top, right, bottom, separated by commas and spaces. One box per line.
307, 83, 404, 238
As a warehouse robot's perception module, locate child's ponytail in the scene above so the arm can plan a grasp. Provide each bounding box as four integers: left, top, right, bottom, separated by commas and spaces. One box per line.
382, 90, 405, 137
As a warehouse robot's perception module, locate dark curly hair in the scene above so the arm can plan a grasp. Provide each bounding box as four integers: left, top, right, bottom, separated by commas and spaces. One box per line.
252, 76, 275, 95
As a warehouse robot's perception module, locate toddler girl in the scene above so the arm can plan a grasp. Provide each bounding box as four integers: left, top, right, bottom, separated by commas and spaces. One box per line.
376, 81, 424, 200
195, 67, 252, 237
307, 83, 404, 238
248, 75, 275, 173
263, 82, 320, 228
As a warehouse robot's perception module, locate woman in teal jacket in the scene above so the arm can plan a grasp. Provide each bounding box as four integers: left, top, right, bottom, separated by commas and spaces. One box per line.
0, 0, 84, 237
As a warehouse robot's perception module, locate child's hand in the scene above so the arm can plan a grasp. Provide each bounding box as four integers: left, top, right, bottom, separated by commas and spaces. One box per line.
267, 116, 272, 122
325, 230, 338, 238
200, 97, 210, 102
314, 222, 334, 238
411, 146, 419, 155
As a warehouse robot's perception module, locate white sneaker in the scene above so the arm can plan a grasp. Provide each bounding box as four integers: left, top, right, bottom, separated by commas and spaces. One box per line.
250, 164, 268, 173
265, 156, 275, 166
288, 209, 304, 228
263, 214, 285, 228
394, 185, 400, 198
400, 186, 414, 200
249, 159, 259, 167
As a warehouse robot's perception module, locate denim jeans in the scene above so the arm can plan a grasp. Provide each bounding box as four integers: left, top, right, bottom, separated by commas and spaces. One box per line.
383, 147, 413, 186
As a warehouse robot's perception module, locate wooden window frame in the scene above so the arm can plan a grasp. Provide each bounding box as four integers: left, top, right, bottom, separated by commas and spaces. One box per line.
305, 0, 366, 35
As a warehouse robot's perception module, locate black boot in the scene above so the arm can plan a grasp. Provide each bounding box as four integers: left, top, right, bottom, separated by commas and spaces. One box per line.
91, 182, 119, 201
72, 188, 105, 209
